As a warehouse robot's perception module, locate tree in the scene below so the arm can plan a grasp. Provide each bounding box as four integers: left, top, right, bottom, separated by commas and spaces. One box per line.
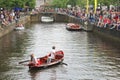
50, 0, 118, 8
67, 0, 76, 7
0, 0, 36, 9
50, 0, 69, 8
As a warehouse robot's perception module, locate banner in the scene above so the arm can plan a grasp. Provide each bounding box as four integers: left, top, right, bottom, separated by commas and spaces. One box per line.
86, 0, 89, 14
94, 0, 97, 13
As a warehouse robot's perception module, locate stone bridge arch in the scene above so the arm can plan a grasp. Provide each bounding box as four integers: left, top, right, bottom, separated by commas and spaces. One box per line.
30, 12, 94, 31
30, 12, 69, 22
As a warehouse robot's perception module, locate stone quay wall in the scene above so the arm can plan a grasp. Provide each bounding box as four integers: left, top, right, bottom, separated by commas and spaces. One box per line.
30, 12, 120, 42
0, 12, 119, 43
0, 16, 30, 38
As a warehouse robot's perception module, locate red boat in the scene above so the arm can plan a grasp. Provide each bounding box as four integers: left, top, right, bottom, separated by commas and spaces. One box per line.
66, 23, 83, 31
19, 50, 64, 70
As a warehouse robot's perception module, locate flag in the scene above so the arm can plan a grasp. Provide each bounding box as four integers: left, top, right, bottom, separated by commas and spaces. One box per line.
94, 0, 97, 13
86, 0, 89, 14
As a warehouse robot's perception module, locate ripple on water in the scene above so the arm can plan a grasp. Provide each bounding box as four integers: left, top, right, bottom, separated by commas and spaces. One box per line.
0, 23, 120, 80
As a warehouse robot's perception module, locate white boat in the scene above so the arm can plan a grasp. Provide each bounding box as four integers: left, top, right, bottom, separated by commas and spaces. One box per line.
15, 24, 25, 30
41, 16, 54, 22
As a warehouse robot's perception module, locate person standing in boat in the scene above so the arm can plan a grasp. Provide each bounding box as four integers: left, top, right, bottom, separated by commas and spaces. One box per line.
47, 46, 56, 63
30, 54, 38, 64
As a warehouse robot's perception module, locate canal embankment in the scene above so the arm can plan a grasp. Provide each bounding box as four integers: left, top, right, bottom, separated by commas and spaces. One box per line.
0, 12, 120, 43
30, 12, 120, 43
0, 15, 30, 38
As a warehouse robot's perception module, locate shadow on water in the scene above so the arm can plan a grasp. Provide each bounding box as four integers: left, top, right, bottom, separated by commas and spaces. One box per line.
87, 32, 120, 53
90, 32, 120, 49
0, 31, 25, 71
87, 32, 120, 68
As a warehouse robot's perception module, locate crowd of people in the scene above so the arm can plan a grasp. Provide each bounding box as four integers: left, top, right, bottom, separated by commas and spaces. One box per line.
0, 5, 119, 31
0, 8, 25, 30
34, 5, 120, 31
30, 46, 56, 65
96, 9, 120, 30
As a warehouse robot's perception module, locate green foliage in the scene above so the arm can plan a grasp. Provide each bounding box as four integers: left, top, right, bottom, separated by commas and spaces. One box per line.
51, 0, 69, 8
76, 0, 87, 7
86, 0, 119, 6
67, 0, 76, 7
51, 0, 88, 8
0, 0, 36, 9
50, 0, 119, 8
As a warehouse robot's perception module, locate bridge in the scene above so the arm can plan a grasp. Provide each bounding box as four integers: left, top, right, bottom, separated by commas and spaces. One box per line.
31, 12, 69, 22
30, 12, 94, 31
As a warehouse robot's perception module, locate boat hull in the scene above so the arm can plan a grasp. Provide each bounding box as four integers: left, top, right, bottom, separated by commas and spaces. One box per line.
29, 59, 64, 70
28, 50, 64, 70
66, 23, 83, 31
15, 27, 24, 30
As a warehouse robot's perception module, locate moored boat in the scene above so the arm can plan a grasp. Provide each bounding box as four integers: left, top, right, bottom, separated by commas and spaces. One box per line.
19, 50, 64, 70
66, 23, 83, 31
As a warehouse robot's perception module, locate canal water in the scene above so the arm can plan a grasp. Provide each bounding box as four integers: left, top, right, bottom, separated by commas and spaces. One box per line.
0, 22, 120, 80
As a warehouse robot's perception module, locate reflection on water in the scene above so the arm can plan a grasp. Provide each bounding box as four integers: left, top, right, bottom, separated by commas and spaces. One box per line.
0, 23, 120, 80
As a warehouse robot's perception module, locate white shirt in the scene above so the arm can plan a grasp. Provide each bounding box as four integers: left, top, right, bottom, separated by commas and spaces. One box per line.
49, 49, 55, 59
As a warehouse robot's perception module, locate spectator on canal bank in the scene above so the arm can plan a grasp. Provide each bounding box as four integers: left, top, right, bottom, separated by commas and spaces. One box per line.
2, 18, 8, 27
0, 8, 22, 28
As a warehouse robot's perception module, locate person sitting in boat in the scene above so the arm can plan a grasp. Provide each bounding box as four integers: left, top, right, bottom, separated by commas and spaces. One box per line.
47, 46, 56, 64
19, 24, 23, 27
30, 54, 38, 64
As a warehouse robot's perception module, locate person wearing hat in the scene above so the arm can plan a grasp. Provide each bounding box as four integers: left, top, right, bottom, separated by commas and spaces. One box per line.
47, 46, 56, 64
